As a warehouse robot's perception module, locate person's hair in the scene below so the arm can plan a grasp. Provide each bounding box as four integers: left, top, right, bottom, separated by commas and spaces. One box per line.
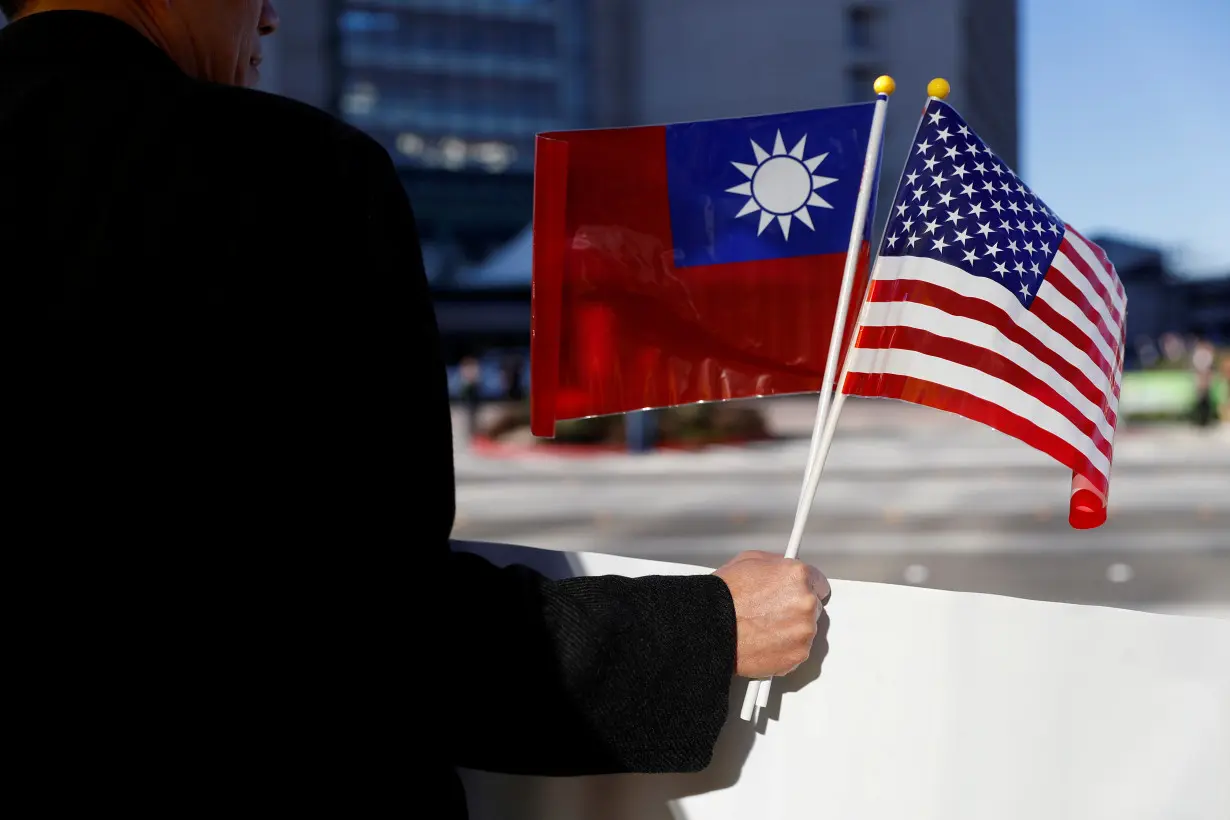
0, 1, 28, 19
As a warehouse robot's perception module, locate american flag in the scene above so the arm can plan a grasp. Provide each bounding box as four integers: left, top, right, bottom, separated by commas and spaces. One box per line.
843, 100, 1127, 528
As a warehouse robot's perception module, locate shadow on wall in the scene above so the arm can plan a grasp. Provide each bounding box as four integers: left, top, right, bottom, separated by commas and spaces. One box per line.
451, 540, 831, 820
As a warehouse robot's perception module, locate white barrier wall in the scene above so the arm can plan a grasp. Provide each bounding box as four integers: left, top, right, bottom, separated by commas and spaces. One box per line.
454, 541, 1230, 820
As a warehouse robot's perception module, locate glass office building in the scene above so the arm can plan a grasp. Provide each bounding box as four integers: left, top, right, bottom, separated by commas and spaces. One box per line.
337, 0, 589, 175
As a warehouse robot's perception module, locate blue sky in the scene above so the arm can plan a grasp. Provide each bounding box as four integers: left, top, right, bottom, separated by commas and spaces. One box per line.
1021, 0, 1230, 277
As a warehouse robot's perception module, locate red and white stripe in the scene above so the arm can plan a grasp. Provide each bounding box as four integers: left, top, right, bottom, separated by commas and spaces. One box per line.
842, 227, 1126, 507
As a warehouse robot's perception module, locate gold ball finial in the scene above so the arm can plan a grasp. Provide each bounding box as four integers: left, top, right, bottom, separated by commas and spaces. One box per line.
873, 75, 895, 96
927, 78, 951, 99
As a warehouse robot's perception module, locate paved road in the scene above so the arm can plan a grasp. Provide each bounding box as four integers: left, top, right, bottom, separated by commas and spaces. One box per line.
451, 399, 1230, 619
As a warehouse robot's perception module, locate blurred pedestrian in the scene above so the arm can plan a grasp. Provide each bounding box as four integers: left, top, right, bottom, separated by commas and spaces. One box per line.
1220, 355, 1230, 422
501, 352, 524, 402
0, 3, 830, 818
459, 354, 482, 439
1192, 340, 1215, 427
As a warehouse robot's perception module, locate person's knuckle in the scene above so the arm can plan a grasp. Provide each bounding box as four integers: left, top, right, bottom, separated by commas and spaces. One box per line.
793, 618, 817, 642
789, 561, 811, 584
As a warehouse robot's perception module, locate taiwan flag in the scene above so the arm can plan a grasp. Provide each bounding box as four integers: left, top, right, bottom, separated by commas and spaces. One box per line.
531, 103, 881, 437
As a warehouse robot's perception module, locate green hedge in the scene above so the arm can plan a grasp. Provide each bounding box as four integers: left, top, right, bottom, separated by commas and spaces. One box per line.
1119, 370, 1227, 421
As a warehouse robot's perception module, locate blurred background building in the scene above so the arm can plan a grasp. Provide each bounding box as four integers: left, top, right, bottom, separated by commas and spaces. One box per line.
258, 0, 1229, 370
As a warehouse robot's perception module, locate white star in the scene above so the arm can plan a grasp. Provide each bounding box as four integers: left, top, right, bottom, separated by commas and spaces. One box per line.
923, 219, 941, 234
1007, 239, 1020, 253
905, 171, 920, 186
944, 145, 960, 160
915, 139, 932, 155
985, 242, 1002, 257
906, 233, 920, 248
1019, 283, 1031, 299
1007, 201, 1021, 213
993, 165, 1005, 176
1015, 221, 1028, 232
953, 227, 971, 244
1030, 260, 1042, 275
951, 163, 969, 179
969, 202, 986, 218
960, 183, 977, 197
946, 209, 964, 225
990, 200, 1005, 213
918, 202, 935, 217
1047, 223, 1061, 235
937, 190, 956, 206
727, 131, 837, 237
1023, 240, 1036, 254
1039, 240, 1050, 253
930, 172, 947, 188
975, 221, 994, 237
887, 233, 900, 248
910, 187, 925, 201
901, 216, 915, 231
923, 156, 940, 171
1031, 222, 1045, 234
973, 161, 988, 174
1000, 220, 1014, 233
928, 108, 945, 125
1014, 260, 1027, 275
965, 141, 980, 155
932, 235, 950, 252
993, 261, 1009, 277
957, 124, 970, 137
934, 127, 952, 142
1024, 201, 1037, 214
1016, 183, 1027, 194
982, 180, 996, 194
999, 181, 1013, 193
895, 202, 909, 217
963, 248, 979, 264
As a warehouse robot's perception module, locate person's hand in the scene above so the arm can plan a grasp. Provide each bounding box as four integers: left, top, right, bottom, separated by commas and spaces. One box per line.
713, 551, 829, 679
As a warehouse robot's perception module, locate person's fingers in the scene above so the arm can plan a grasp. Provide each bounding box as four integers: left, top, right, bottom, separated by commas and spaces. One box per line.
805, 564, 831, 601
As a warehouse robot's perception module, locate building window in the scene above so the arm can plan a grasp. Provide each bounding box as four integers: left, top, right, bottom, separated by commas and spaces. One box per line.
845, 66, 881, 103
845, 5, 878, 49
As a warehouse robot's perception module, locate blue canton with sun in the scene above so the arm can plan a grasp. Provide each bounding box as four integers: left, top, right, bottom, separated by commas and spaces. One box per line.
880, 100, 1066, 308
664, 103, 877, 269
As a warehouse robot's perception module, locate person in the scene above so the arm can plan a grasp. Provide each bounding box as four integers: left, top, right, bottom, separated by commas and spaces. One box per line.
1191, 340, 1215, 427
0, 2, 830, 817
458, 354, 483, 440
501, 351, 525, 402
1221, 355, 1230, 423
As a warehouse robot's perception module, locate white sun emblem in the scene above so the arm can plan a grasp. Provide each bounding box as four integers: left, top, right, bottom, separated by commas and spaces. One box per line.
726, 131, 837, 239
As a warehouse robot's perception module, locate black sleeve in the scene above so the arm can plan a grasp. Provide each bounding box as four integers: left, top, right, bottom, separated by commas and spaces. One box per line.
445, 551, 738, 776
341, 133, 738, 777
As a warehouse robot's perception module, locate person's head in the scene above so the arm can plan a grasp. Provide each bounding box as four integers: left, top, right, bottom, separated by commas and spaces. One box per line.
6, 1, 280, 87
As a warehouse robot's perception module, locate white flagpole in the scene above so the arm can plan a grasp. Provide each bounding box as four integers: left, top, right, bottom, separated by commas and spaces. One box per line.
743, 78, 953, 722
739, 75, 896, 722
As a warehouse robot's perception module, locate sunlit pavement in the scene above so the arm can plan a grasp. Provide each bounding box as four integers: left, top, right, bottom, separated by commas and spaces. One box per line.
451, 398, 1230, 619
